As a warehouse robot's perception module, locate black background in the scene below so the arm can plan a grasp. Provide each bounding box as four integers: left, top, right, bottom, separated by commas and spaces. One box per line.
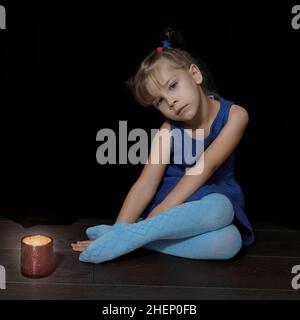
0, 1, 299, 228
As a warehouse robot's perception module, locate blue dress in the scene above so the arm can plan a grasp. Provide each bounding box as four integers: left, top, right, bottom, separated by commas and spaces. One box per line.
142, 96, 255, 247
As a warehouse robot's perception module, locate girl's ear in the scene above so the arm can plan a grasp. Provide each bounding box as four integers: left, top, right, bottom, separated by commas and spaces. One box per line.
189, 64, 203, 85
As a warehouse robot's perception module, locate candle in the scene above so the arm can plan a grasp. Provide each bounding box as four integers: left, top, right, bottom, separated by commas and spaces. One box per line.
21, 235, 54, 278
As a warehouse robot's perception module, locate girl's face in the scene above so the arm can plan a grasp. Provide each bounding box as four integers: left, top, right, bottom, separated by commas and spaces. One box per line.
145, 59, 203, 121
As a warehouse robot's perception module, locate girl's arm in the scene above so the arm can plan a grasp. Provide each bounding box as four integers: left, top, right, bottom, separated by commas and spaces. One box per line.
115, 121, 172, 223
147, 105, 249, 218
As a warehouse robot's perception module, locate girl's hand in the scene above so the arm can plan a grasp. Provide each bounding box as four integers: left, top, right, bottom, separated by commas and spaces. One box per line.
71, 240, 94, 252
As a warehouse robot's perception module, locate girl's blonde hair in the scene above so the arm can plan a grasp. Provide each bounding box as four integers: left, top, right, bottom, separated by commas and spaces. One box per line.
127, 47, 219, 107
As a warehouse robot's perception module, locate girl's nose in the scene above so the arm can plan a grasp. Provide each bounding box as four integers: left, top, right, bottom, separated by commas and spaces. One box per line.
168, 97, 178, 108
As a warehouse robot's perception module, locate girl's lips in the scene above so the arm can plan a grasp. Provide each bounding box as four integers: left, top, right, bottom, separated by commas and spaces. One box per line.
177, 104, 188, 115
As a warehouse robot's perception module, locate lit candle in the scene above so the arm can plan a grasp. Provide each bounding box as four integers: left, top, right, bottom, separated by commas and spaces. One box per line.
21, 235, 54, 278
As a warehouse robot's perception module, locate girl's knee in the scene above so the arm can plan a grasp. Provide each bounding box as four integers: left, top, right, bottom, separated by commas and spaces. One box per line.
214, 224, 242, 260
208, 193, 233, 211
203, 193, 235, 225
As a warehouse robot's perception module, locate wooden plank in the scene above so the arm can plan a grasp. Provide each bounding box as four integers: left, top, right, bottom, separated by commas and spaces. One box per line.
1, 218, 300, 296
0, 217, 300, 300
3, 245, 300, 292
92, 253, 300, 292
247, 230, 300, 257
1, 283, 300, 300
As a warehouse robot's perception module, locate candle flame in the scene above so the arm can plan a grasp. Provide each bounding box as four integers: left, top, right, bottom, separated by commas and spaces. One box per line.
22, 235, 52, 246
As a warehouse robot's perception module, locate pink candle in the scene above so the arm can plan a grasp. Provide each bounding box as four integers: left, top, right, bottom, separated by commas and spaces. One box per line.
21, 235, 54, 278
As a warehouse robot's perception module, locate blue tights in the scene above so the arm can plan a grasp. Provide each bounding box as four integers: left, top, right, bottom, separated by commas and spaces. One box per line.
80, 193, 242, 263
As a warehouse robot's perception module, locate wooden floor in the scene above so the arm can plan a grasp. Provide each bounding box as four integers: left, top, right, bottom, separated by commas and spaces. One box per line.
0, 216, 300, 300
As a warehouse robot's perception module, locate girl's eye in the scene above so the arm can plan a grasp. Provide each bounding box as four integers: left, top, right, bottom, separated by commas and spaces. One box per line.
170, 81, 177, 89
156, 98, 163, 107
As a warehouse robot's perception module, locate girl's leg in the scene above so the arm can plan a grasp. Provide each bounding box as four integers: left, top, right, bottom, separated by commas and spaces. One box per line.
79, 193, 235, 263
86, 193, 234, 240
143, 224, 242, 260
85, 222, 242, 260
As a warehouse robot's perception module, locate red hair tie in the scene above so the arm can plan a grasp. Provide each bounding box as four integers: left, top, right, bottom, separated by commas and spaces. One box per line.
156, 47, 164, 53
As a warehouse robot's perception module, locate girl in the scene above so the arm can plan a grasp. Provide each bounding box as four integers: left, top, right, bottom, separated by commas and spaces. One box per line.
72, 29, 255, 263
